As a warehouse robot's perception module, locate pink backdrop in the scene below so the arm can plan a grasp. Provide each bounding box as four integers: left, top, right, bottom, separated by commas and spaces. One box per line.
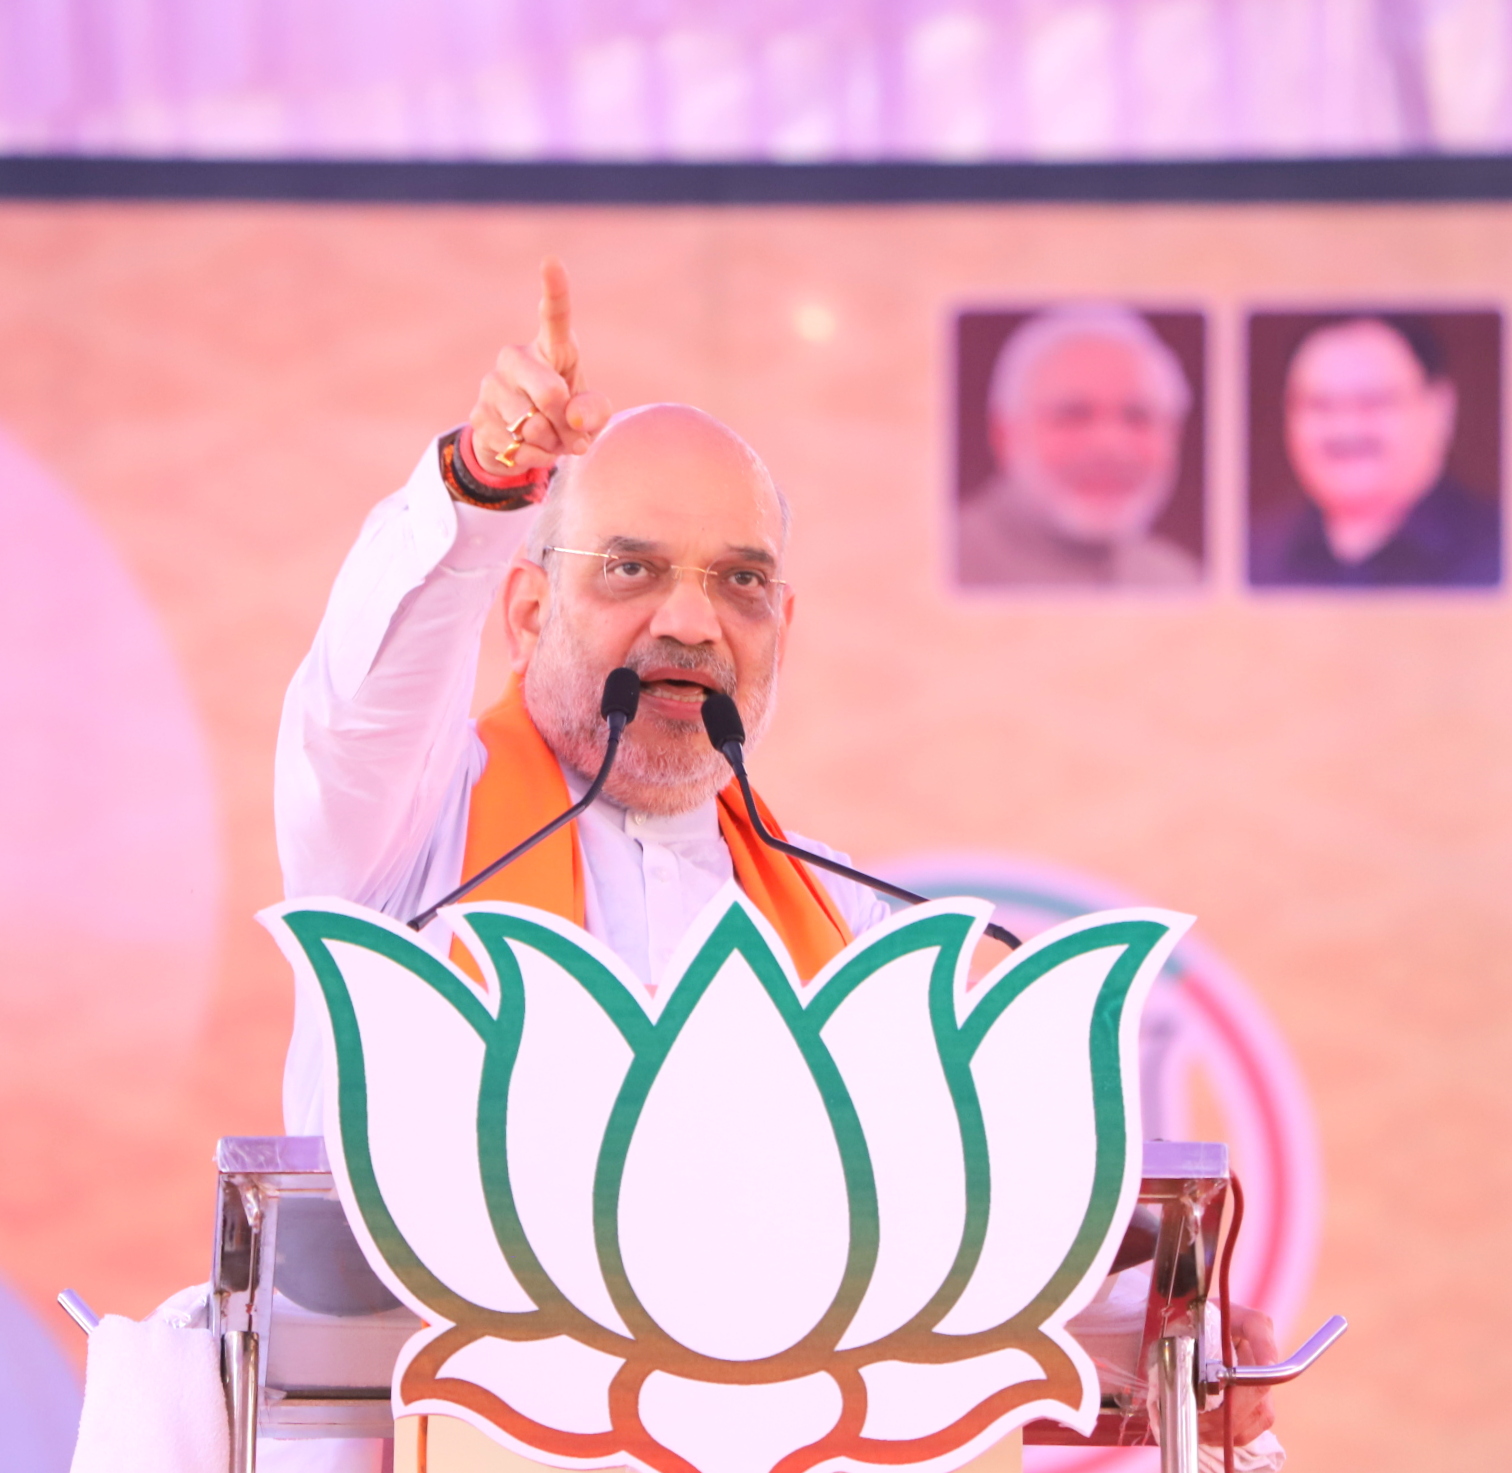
0, 198, 1508, 1470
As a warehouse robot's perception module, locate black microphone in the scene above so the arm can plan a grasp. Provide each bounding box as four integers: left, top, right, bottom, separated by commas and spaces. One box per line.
700, 693, 1021, 950
408, 668, 641, 930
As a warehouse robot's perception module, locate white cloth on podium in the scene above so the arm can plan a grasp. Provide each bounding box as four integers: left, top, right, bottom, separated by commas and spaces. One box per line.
69, 1287, 226, 1473
275, 441, 887, 1137
68, 1285, 382, 1473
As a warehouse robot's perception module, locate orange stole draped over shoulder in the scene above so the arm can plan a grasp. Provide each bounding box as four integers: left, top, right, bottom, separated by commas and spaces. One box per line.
452, 682, 853, 982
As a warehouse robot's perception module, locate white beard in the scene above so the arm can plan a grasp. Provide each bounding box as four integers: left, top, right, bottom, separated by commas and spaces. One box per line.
523, 602, 777, 818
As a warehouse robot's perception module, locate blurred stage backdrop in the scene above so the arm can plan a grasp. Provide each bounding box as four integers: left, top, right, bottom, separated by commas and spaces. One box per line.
4, 4, 1512, 1473
2, 181, 1507, 1473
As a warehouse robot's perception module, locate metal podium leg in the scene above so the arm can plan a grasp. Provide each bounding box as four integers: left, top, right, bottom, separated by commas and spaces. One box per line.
1155, 1335, 1198, 1473
224, 1329, 260, 1473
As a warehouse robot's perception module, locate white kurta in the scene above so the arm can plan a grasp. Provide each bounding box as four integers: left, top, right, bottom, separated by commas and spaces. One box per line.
276, 439, 889, 1134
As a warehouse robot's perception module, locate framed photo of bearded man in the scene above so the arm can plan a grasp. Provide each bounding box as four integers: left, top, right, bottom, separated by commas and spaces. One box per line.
1246, 308, 1503, 590
953, 306, 1208, 591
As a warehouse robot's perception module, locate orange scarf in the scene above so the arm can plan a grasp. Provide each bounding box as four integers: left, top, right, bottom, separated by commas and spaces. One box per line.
451, 682, 852, 983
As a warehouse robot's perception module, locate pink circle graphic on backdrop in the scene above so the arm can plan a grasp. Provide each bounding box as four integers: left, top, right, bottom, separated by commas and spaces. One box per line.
887, 853, 1322, 1473
0, 424, 224, 1469
0, 424, 222, 1064
0, 423, 225, 1462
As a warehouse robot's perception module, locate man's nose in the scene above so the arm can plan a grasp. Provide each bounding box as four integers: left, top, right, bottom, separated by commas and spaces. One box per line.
647, 569, 723, 645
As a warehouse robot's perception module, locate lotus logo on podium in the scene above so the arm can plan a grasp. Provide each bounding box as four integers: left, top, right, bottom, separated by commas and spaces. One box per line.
264, 890, 1187, 1473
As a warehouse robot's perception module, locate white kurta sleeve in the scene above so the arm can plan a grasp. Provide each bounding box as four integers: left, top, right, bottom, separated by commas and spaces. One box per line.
277, 442, 538, 1135
275, 439, 535, 912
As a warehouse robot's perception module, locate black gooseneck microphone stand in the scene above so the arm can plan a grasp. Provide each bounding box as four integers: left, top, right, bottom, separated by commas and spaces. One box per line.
408, 667, 642, 930
700, 692, 1022, 950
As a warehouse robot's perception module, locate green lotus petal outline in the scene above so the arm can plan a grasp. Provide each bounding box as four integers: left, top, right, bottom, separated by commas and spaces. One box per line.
280, 909, 557, 1338
880, 918, 1164, 1364
947, 919, 1165, 1342
801, 912, 1163, 1365
282, 898, 1169, 1385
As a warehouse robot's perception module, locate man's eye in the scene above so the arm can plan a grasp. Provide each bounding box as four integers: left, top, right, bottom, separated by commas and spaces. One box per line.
608, 560, 652, 579
724, 568, 767, 589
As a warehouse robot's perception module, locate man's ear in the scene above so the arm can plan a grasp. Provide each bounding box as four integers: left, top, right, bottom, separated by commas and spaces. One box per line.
775, 586, 796, 670
502, 556, 550, 674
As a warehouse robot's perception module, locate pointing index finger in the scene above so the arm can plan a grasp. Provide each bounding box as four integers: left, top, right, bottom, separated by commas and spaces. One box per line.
536, 256, 575, 373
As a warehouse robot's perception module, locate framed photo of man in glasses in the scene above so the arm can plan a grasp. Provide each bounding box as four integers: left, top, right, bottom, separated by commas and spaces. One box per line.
1247, 309, 1502, 590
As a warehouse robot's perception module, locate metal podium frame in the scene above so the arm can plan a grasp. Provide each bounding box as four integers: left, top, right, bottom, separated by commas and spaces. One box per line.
1026, 1138, 1232, 1455
1023, 1140, 1346, 1467
180, 1135, 1342, 1473
211, 1136, 420, 1469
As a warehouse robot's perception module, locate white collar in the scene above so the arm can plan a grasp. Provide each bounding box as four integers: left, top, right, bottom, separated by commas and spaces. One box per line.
562, 766, 721, 842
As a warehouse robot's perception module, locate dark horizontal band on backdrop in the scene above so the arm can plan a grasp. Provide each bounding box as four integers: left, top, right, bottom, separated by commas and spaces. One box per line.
5, 153, 1512, 206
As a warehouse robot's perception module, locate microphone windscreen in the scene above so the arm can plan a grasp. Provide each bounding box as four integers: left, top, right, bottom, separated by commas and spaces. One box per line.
700, 691, 746, 751
600, 667, 641, 723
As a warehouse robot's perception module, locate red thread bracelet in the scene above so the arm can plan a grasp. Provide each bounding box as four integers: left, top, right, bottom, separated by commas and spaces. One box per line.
459, 424, 544, 490
440, 429, 549, 510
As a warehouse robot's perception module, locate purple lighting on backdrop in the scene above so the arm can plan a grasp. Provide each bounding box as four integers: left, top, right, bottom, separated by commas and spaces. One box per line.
1, 0, 1510, 162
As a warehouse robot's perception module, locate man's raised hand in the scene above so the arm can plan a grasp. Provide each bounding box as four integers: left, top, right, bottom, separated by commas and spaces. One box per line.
469, 258, 613, 473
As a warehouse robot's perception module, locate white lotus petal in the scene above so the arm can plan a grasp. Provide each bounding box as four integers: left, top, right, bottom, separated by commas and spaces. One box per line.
435, 1334, 623, 1435
639, 1372, 842, 1473
859, 1348, 1045, 1440
934, 947, 1117, 1334
506, 941, 635, 1337
618, 951, 849, 1360
821, 947, 966, 1350
327, 939, 535, 1314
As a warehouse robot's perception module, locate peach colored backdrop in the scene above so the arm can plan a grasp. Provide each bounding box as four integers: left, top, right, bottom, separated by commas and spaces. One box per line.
0, 200, 1508, 1470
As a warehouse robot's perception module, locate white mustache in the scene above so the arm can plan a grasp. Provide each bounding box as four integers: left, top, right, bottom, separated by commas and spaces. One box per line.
626, 641, 736, 697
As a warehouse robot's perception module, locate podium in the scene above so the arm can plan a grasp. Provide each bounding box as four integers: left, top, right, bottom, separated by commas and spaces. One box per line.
1022, 1140, 1344, 1458
206, 1135, 1343, 1473
211, 1137, 420, 1456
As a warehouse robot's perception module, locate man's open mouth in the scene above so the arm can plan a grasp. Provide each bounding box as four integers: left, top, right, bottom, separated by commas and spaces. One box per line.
640, 677, 713, 704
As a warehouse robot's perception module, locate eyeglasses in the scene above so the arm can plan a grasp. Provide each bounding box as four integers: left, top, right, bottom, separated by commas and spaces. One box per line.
543, 546, 788, 619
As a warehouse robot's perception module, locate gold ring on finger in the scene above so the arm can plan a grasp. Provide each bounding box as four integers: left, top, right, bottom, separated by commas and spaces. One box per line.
497, 436, 525, 470
506, 409, 536, 436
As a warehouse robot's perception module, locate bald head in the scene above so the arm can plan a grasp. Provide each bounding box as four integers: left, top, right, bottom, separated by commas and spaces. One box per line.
528, 404, 788, 564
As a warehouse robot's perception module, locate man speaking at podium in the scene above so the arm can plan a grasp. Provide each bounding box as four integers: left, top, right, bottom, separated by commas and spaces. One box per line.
276, 262, 1277, 1468
277, 257, 890, 1136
